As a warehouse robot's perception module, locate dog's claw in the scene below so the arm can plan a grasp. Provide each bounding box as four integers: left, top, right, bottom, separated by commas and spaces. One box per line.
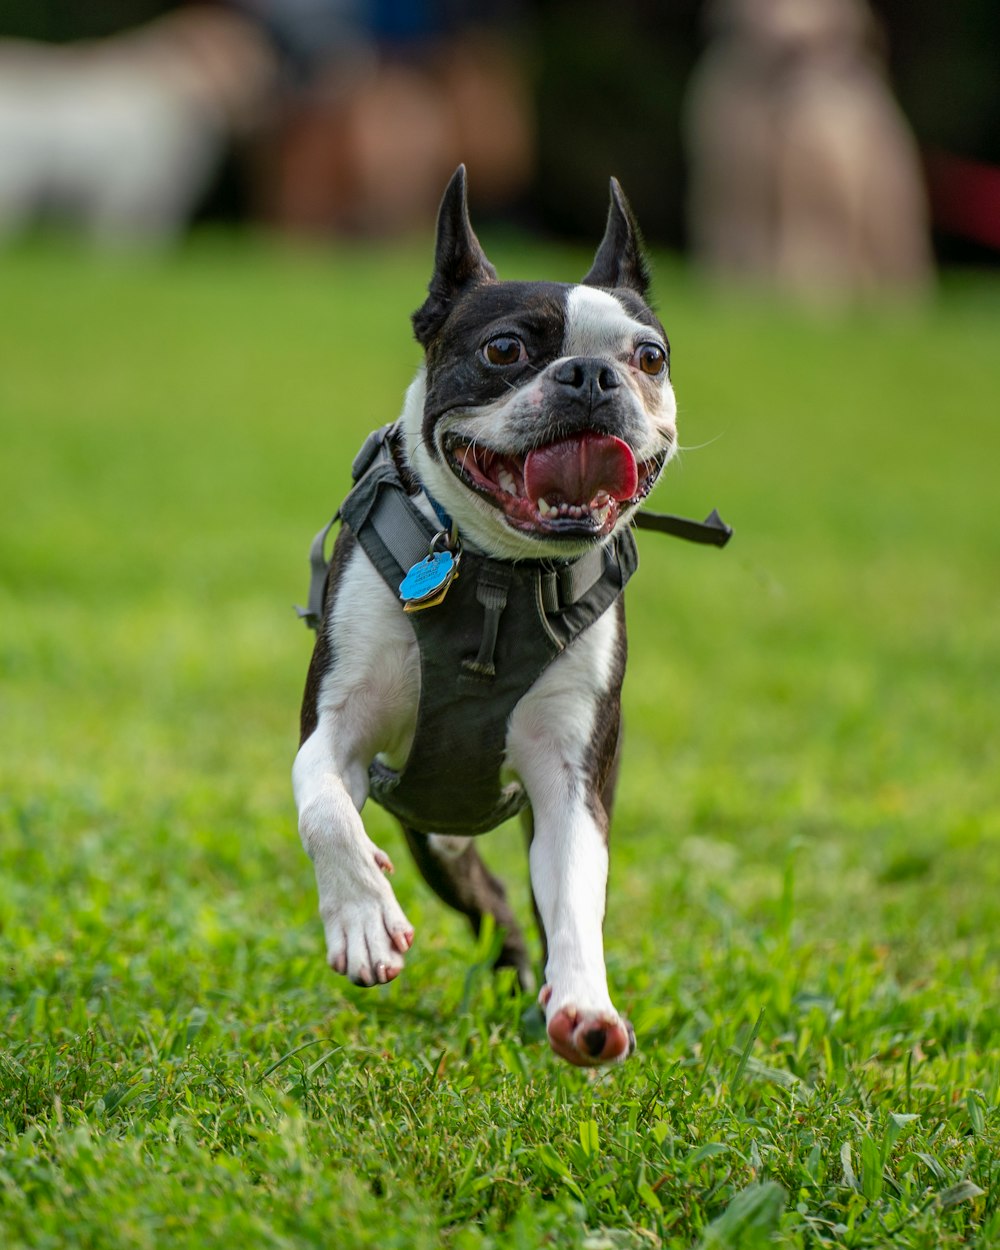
392, 928, 415, 953
322, 884, 412, 987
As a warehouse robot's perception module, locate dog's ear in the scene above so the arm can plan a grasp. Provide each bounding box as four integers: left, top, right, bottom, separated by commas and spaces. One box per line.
413, 165, 497, 346
582, 178, 650, 298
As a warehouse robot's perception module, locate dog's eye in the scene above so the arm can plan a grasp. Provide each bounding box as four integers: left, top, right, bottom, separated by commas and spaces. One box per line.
633, 343, 667, 376
483, 336, 526, 366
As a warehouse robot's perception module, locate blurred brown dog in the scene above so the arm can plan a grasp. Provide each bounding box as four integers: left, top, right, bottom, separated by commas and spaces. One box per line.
685, 0, 932, 300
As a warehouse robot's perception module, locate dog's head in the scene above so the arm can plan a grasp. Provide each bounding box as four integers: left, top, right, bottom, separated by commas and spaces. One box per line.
403, 166, 677, 561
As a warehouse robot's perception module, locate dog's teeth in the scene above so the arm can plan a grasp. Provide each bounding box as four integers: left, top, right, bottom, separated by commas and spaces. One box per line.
537, 497, 551, 516
498, 468, 517, 496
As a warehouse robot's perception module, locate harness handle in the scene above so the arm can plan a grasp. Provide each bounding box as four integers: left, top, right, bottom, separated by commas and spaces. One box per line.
462, 563, 512, 681
634, 507, 733, 547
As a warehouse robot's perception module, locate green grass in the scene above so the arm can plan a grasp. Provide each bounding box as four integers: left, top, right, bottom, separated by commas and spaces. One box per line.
1, 233, 999, 1248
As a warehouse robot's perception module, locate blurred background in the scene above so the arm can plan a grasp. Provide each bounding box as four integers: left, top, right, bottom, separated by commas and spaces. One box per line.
0, 0, 998, 287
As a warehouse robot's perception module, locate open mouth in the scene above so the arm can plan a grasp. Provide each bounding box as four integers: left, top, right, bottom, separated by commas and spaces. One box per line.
444, 431, 666, 538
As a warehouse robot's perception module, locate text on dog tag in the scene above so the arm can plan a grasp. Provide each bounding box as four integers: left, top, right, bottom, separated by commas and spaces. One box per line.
399, 549, 459, 610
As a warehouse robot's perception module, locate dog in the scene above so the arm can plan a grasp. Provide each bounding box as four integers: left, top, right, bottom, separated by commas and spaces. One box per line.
294, 167, 682, 1067
684, 0, 932, 300
0, 7, 275, 245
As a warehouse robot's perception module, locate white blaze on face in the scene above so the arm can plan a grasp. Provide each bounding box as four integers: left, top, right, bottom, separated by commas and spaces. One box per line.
562, 286, 677, 440
563, 285, 643, 357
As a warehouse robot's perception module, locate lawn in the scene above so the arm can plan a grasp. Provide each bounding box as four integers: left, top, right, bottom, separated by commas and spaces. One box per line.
1, 234, 998, 1248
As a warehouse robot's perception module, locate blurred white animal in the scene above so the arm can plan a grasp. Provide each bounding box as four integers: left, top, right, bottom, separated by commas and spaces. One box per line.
684, 0, 932, 300
0, 7, 276, 245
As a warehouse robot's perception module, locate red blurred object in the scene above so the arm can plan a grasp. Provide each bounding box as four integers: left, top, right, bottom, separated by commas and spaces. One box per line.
926, 150, 1000, 252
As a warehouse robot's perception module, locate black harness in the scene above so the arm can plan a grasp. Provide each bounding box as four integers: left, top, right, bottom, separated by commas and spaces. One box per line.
299, 424, 731, 836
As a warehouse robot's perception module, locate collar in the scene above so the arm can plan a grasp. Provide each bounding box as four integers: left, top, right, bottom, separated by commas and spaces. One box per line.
424, 489, 453, 534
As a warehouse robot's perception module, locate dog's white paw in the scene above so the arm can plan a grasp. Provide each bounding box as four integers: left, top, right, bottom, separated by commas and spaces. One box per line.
539, 984, 635, 1066
318, 849, 414, 987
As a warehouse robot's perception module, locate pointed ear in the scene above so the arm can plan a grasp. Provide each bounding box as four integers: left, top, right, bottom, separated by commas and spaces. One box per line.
581, 178, 651, 297
412, 165, 497, 346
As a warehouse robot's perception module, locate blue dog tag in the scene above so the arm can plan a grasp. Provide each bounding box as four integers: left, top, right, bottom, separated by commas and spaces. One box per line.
399, 549, 458, 609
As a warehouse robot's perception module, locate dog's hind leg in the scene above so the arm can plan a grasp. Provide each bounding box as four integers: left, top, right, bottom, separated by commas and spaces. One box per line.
402, 828, 535, 992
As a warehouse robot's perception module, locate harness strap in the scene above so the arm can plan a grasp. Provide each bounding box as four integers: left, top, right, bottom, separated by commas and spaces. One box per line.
369, 482, 435, 574
539, 547, 606, 615
295, 516, 338, 630
634, 507, 733, 547
351, 423, 394, 480
463, 563, 512, 679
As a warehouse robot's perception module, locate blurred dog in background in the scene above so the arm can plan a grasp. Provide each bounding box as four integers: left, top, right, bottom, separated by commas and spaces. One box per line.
0, 6, 276, 244
685, 0, 932, 301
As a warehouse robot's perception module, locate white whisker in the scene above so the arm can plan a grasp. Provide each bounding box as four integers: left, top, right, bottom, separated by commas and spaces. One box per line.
675, 432, 724, 453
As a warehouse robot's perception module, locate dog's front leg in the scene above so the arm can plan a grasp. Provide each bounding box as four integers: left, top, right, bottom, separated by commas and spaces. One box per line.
294, 539, 420, 986
508, 609, 634, 1066
293, 721, 415, 985
293, 722, 414, 985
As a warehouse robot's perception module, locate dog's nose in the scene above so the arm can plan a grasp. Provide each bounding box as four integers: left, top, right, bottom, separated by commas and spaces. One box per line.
553, 356, 621, 399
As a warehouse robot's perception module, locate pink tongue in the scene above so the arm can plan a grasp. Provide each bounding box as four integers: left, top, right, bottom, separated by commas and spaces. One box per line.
523, 434, 638, 506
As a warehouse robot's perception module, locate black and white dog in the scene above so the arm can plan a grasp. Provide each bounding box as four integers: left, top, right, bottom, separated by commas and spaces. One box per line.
294, 167, 680, 1067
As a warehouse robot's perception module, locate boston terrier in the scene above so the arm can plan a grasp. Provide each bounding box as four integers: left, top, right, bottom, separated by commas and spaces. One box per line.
294, 167, 704, 1066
